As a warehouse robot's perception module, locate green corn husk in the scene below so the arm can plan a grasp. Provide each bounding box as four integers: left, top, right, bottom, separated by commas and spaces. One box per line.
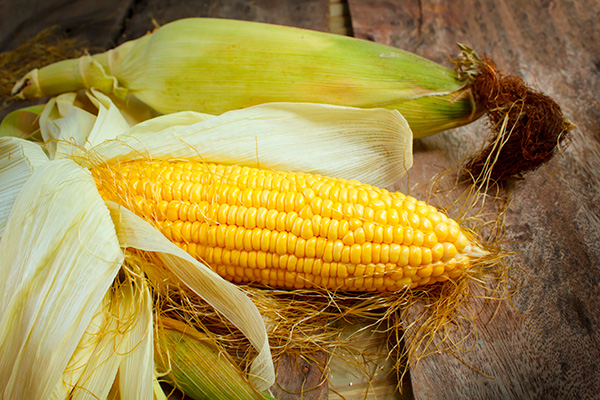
156, 318, 275, 400
12, 18, 571, 180
12, 18, 480, 138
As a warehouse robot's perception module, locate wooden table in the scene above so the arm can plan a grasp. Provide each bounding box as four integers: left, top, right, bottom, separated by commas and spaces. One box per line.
1, 1, 599, 398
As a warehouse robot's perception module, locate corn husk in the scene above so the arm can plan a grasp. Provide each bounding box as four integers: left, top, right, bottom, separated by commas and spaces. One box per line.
13, 18, 479, 138
156, 318, 275, 400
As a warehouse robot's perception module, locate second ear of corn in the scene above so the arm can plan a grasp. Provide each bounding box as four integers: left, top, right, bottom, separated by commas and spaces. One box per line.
94, 160, 487, 291
13, 18, 482, 138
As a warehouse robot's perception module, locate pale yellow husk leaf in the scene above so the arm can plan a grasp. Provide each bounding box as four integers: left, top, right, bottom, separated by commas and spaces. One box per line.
0, 159, 123, 399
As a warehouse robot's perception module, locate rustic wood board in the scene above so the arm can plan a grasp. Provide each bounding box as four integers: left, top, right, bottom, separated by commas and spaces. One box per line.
348, 0, 600, 399
2, 0, 600, 399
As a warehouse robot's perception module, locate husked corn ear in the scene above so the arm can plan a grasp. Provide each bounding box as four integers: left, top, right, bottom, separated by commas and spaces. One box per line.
94, 161, 485, 291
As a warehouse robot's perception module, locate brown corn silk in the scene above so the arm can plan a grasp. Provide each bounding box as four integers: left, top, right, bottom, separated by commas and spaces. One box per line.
461, 53, 572, 181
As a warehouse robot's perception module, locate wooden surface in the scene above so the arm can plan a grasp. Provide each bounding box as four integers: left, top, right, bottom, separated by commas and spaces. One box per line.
2, 0, 600, 399
349, 1, 600, 399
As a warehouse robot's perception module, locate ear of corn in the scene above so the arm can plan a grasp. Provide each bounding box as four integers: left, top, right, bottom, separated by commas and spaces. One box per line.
13, 18, 481, 138
95, 160, 487, 292
156, 318, 276, 400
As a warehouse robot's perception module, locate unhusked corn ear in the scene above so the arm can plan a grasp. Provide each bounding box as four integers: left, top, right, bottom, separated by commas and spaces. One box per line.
94, 161, 486, 291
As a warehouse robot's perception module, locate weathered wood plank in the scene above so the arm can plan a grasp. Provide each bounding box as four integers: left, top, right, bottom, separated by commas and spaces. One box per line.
348, 0, 600, 398
0, 0, 133, 51
120, 0, 330, 42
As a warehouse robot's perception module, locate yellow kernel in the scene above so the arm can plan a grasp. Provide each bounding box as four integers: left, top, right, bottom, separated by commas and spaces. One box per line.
224, 226, 237, 250
285, 211, 298, 231
420, 218, 433, 233
274, 232, 287, 254
413, 231, 424, 247
256, 252, 267, 269
305, 237, 317, 258
354, 228, 366, 244
242, 229, 253, 251
342, 232, 355, 245
298, 204, 313, 219
370, 198, 385, 211
408, 213, 420, 229
363, 222, 375, 241
422, 248, 433, 264
350, 244, 362, 264
442, 243, 458, 261
338, 220, 350, 239
265, 209, 278, 230
217, 203, 229, 224
361, 243, 372, 264
302, 187, 316, 201
455, 233, 469, 251
349, 218, 362, 230
323, 242, 334, 262
434, 223, 449, 241
374, 209, 387, 224
432, 243, 444, 261
389, 244, 401, 263
380, 244, 390, 263
416, 205, 430, 218
392, 226, 404, 244
404, 266, 417, 278
310, 197, 323, 215
424, 232, 439, 247
321, 263, 331, 277
399, 246, 410, 266
340, 246, 351, 263
286, 255, 298, 272
373, 226, 384, 243
313, 260, 322, 275
363, 277, 374, 289
300, 219, 314, 240
251, 228, 262, 250
172, 221, 185, 242
244, 208, 257, 229
432, 264, 446, 277
320, 218, 331, 238
373, 277, 384, 289
342, 203, 355, 218
409, 246, 422, 266
283, 192, 295, 212
315, 237, 327, 257
294, 238, 306, 258
403, 228, 413, 245
390, 270, 403, 281
321, 199, 334, 218
383, 227, 394, 244
371, 243, 382, 263
311, 215, 322, 235
327, 219, 340, 240
353, 264, 365, 277
255, 207, 268, 228
166, 201, 181, 221
337, 265, 349, 279
181, 221, 192, 242
417, 265, 433, 278
387, 209, 399, 225
447, 224, 460, 242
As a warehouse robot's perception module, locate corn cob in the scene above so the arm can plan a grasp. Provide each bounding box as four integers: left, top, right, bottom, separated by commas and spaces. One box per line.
94, 160, 486, 291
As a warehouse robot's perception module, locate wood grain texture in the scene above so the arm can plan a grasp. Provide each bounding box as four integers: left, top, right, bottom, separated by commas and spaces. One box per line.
348, 0, 600, 399
119, 0, 330, 43
0, 0, 132, 51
